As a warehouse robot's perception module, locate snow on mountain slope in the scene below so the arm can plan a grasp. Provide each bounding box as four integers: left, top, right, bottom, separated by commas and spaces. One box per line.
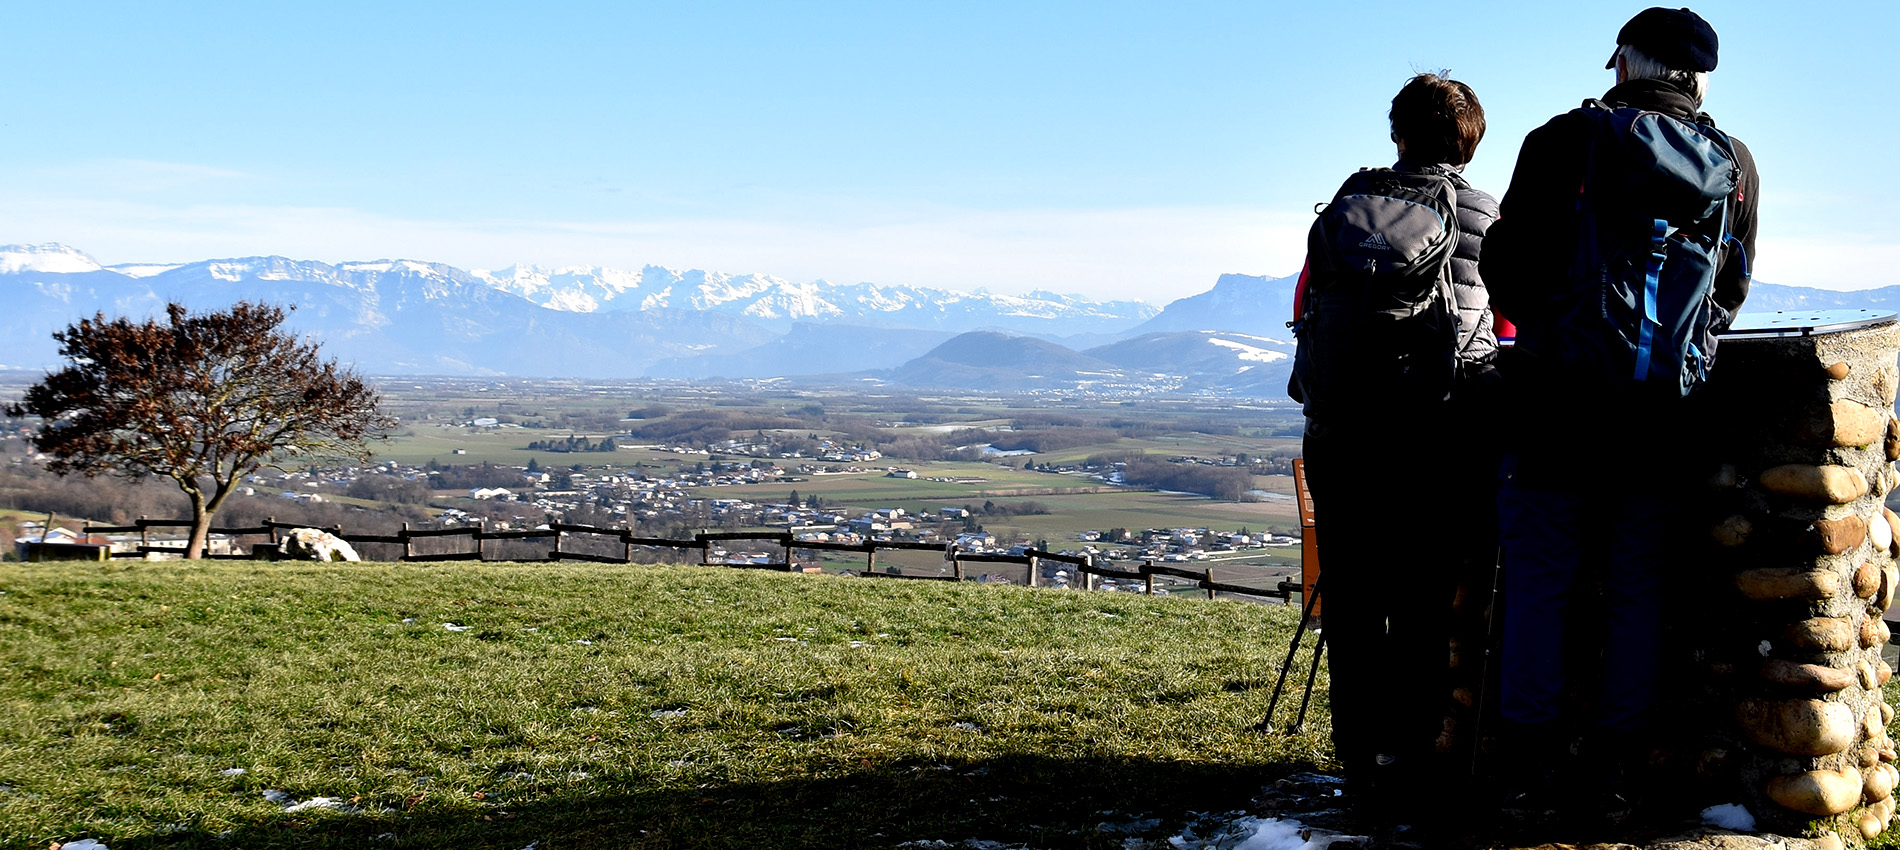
1206, 334, 1290, 364
0, 243, 1161, 376
0, 244, 104, 275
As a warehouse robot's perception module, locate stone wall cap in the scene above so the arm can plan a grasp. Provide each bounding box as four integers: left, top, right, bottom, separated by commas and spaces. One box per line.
1723, 310, 1899, 340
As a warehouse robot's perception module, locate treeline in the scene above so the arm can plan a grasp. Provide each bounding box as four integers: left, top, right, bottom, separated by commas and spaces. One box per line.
0, 459, 181, 524
969, 500, 1052, 517
345, 475, 435, 505
0, 458, 434, 532
423, 462, 526, 491
986, 427, 1122, 454
1118, 458, 1256, 501
624, 409, 808, 447
526, 436, 619, 453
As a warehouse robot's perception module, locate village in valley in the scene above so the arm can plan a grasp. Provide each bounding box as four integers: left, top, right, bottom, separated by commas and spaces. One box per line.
1, 379, 1306, 592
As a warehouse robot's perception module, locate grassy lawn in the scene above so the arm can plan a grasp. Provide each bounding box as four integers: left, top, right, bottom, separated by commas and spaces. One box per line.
0, 561, 1326, 849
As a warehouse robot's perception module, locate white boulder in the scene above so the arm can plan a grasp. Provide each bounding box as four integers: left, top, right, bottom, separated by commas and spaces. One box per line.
279, 528, 361, 562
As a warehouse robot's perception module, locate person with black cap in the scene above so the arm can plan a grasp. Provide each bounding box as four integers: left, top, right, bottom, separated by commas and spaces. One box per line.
1479, 6, 1759, 820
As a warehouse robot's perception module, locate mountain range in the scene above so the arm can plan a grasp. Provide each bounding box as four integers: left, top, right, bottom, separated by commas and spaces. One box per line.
1, 243, 1888, 396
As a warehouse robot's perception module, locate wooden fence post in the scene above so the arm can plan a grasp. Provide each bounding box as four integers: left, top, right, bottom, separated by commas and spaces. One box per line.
1205, 566, 1217, 600
552, 529, 564, 562
951, 551, 963, 581
138, 516, 149, 551
1144, 560, 1156, 595
1026, 554, 1039, 588
266, 517, 278, 545
865, 548, 876, 575
401, 522, 412, 561
1083, 555, 1095, 591
624, 535, 634, 563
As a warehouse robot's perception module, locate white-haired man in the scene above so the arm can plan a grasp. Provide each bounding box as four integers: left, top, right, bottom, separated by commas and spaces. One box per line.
1480, 6, 1759, 816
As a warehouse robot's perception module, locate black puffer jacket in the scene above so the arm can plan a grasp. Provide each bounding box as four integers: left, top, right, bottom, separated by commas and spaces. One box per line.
1395, 160, 1500, 365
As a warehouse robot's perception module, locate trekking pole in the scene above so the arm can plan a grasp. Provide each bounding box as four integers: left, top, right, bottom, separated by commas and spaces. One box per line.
1289, 628, 1327, 734
1255, 576, 1322, 733
1470, 546, 1504, 776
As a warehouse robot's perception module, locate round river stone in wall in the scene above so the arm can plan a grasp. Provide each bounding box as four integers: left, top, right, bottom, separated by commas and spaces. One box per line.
1814, 516, 1869, 555
1714, 515, 1753, 547
1786, 617, 1857, 653
1737, 567, 1841, 602
1766, 766, 1863, 816
1856, 562, 1882, 599
1829, 400, 1888, 448
1761, 658, 1855, 692
1736, 698, 1856, 756
1760, 465, 1871, 504
1861, 616, 1891, 649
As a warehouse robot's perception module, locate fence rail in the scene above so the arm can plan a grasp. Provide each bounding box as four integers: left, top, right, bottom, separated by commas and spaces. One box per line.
75, 518, 1299, 603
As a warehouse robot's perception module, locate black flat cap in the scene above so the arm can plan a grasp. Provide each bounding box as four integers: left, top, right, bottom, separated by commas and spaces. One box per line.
1606, 7, 1719, 72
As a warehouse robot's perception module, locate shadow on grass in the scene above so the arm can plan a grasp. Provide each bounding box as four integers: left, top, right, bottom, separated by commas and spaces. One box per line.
108, 752, 1311, 850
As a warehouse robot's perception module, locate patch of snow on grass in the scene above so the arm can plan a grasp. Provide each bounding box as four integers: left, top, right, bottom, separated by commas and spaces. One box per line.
1168, 814, 1317, 850
55, 841, 108, 850
262, 789, 359, 814
219, 767, 245, 776
285, 796, 359, 814
443, 622, 472, 632
1701, 803, 1756, 831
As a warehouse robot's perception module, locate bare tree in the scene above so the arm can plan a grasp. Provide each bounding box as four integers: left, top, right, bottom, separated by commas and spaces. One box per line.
7, 302, 395, 558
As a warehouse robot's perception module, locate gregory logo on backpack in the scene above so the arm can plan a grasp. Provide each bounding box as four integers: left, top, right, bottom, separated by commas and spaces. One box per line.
1544, 99, 1747, 398
1288, 167, 1463, 417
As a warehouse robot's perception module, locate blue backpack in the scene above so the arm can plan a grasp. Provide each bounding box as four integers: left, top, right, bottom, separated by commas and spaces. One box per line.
1549, 99, 1748, 397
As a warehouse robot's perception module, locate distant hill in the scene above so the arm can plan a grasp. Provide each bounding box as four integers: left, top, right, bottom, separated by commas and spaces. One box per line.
1738, 282, 1900, 313
878, 328, 1300, 395
647, 322, 959, 380
887, 332, 1124, 390
1120, 272, 1300, 337
1086, 330, 1295, 395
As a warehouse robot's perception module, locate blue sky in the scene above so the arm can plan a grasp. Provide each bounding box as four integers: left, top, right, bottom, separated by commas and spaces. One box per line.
0, 1, 1889, 303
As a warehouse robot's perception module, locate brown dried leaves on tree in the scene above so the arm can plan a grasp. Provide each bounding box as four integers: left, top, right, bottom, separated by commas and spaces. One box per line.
6, 302, 396, 558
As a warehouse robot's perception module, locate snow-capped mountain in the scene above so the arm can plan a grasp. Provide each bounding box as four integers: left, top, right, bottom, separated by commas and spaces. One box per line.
0, 244, 1160, 377
1120, 272, 1300, 338
467, 261, 1157, 333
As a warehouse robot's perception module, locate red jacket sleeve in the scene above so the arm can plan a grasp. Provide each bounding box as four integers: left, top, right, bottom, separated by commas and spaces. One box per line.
1292, 257, 1311, 323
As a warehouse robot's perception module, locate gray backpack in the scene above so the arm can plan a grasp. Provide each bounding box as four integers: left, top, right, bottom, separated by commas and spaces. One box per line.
1288, 167, 1462, 418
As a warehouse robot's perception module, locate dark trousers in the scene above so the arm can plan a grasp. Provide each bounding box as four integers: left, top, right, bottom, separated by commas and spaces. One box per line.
1303, 422, 1460, 774
1497, 459, 1673, 731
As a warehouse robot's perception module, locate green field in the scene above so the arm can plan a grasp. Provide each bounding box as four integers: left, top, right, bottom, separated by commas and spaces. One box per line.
697, 460, 1302, 555
0, 560, 1323, 849
371, 426, 602, 467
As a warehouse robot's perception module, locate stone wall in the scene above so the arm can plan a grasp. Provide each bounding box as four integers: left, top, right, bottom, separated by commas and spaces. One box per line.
1697, 319, 1900, 844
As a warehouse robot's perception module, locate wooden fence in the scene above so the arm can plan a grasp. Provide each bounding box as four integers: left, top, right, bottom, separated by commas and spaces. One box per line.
79, 517, 1299, 603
